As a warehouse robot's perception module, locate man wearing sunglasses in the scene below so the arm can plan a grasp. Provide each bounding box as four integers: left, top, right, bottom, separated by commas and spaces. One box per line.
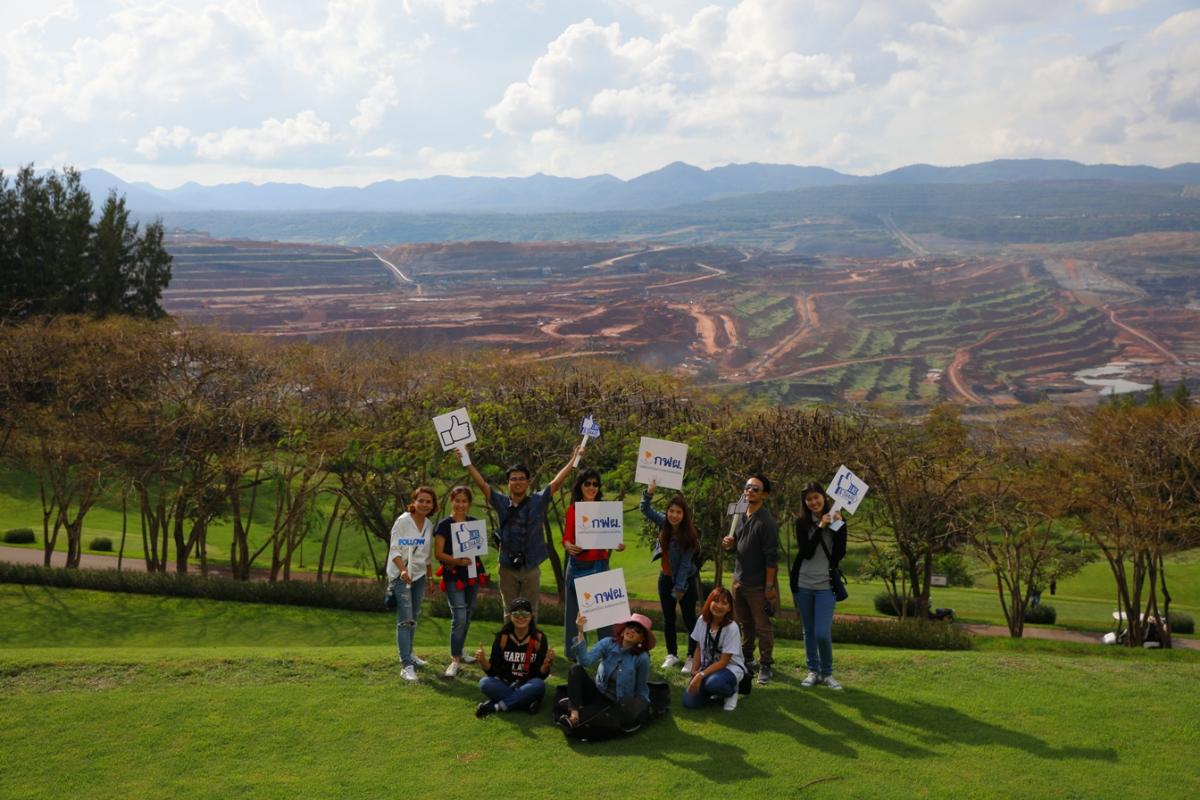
721, 474, 779, 685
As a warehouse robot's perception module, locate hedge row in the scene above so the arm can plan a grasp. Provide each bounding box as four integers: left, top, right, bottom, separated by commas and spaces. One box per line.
0, 563, 972, 650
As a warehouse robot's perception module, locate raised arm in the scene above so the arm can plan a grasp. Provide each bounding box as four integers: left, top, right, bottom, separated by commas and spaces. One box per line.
547, 444, 582, 495
458, 446, 492, 498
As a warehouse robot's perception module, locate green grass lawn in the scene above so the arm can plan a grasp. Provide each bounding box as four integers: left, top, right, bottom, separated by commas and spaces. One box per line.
2, 584, 1198, 799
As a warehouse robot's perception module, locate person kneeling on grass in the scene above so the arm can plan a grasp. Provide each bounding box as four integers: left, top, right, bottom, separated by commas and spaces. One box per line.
474, 597, 555, 718
683, 586, 747, 711
558, 612, 653, 740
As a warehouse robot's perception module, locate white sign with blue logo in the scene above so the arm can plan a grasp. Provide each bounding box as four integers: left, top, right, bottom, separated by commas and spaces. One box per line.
574, 501, 624, 549
450, 519, 488, 579
579, 415, 601, 438
634, 436, 688, 490
575, 567, 631, 632
825, 464, 869, 530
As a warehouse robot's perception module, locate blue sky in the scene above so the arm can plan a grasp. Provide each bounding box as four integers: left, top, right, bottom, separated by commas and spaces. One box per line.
2, 0, 1197, 187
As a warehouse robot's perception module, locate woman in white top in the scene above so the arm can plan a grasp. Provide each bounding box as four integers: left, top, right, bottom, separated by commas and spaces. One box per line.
683, 586, 746, 711
388, 486, 439, 682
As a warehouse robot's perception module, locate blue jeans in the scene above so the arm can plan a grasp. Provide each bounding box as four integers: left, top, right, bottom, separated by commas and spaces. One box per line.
793, 587, 835, 677
658, 572, 699, 657
445, 583, 478, 658
393, 576, 426, 667
564, 558, 611, 651
479, 676, 546, 711
681, 667, 738, 709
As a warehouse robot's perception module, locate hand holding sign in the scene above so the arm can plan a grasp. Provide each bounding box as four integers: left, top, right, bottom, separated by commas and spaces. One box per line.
825, 465, 869, 531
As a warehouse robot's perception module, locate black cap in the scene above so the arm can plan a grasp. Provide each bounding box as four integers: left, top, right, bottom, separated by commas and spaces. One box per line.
508, 597, 533, 614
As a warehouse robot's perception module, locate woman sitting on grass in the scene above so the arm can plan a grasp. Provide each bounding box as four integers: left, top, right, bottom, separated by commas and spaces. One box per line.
683, 586, 746, 711
639, 480, 700, 672
474, 597, 555, 717
388, 486, 438, 683
433, 485, 488, 679
558, 611, 653, 740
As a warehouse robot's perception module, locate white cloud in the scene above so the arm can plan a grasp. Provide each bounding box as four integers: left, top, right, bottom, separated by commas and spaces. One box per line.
135, 125, 193, 159
403, 0, 495, 29
13, 116, 45, 141
351, 75, 400, 135
193, 111, 333, 161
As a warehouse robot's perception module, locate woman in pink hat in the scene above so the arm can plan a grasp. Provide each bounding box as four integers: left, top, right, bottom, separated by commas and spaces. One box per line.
558, 611, 654, 739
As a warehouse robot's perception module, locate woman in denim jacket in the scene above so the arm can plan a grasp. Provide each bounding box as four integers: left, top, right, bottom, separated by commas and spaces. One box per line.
558, 612, 654, 739
640, 481, 700, 672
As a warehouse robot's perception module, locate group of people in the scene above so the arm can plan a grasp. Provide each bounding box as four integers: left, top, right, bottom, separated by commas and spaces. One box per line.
385, 442, 850, 737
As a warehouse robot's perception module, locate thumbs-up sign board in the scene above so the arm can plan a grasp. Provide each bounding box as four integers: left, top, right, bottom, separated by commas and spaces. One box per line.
433, 407, 477, 450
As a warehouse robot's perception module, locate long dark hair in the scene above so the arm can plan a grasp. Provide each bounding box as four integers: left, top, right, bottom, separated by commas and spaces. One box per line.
801, 482, 832, 516
571, 469, 603, 503
499, 615, 541, 641
660, 494, 698, 553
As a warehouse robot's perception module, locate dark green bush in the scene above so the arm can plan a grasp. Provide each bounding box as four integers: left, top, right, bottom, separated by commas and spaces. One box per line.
774, 614, 971, 650
873, 592, 920, 617
934, 552, 975, 587
1168, 612, 1194, 635
1024, 603, 1057, 624
3, 528, 36, 544
90, 537, 113, 552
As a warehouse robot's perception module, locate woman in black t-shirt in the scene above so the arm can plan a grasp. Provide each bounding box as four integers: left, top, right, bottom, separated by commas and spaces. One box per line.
474, 597, 556, 717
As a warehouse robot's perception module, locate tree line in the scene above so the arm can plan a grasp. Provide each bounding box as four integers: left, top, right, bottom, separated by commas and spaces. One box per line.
1, 317, 1196, 647
0, 165, 172, 322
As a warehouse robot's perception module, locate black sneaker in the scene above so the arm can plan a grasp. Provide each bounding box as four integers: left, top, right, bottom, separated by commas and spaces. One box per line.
475, 701, 496, 719
757, 664, 773, 685
526, 698, 542, 715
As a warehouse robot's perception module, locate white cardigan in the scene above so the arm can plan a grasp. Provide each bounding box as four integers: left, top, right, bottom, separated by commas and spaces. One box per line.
386, 512, 434, 581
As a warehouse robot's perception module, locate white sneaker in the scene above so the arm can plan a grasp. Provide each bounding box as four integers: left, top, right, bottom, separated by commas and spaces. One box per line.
661, 654, 680, 669
822, 675, 843, 690
801, 671, 819, 688
680, 661, 693, 675
443, 661, 461, 679
461, 653, 477, 664
401, 665, 418, 682
411, 655, 429, 668
723, 692, 739, 711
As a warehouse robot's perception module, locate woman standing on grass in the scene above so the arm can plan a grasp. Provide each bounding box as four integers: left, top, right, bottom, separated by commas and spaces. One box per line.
434, 486, 489, 679
790, 482, 847, 690
558, 611, 653, 740
562, 469, 625, 653
388, 486, 439, 683
473, 597, 555, 717
683, 586, 746, 711
639, 480, 700, 672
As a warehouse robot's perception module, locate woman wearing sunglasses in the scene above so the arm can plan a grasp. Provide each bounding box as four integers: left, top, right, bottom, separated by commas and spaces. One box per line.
474, 597, 556, 717
561, 469, 625, 653
640, 479, 700, 672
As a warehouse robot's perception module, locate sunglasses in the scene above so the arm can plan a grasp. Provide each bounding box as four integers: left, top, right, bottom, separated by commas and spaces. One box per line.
510, 610, 532, 619
744, 484, 763, 493
582, 481, 600, 488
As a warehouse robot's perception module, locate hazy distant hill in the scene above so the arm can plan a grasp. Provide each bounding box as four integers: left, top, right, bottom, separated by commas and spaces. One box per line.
81, 158, 1200, 216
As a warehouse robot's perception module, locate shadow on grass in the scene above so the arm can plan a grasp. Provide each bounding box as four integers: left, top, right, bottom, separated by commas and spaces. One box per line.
762, 687, 1118, 763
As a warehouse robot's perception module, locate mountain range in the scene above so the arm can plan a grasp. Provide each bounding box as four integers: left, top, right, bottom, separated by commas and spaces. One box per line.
78, 158, 1200, 215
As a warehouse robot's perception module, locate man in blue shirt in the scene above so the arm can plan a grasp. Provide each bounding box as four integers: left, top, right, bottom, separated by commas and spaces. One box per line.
461, 444, 580, 619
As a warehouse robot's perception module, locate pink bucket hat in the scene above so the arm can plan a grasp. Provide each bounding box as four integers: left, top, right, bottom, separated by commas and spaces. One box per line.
613, 612, 656, 652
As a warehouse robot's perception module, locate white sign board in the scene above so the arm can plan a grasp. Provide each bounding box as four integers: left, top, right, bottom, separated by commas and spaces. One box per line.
575, 568, 631, 633
827, 464, 869, 515
450, 519, 488, 580
634, 436, 688, 490
579, 415, 601, 438
574, 501, 624, 549
433, 407, 476, 451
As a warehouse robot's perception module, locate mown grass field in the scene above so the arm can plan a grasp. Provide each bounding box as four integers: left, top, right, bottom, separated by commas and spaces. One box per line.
2, 584, 1198, 799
